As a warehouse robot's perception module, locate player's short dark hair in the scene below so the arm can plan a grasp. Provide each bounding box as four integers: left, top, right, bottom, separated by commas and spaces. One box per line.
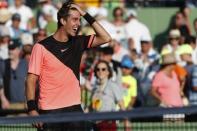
57, 0, 76, 28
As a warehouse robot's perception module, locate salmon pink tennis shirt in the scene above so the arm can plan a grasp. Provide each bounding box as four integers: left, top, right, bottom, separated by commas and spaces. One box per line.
28, 35, 95, 110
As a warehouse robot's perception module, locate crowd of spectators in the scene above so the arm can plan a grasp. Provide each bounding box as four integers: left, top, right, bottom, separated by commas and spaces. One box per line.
0, 0, 197, 115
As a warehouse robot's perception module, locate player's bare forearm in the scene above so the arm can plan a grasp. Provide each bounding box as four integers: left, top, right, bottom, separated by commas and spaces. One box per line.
25, 73, 38, 101
90, 21, 112, 47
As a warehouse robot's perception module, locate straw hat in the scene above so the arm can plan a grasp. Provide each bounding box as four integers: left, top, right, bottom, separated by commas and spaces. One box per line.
169, 29, 181, 38
161, 53, 177, 65
0, 8, 11, 23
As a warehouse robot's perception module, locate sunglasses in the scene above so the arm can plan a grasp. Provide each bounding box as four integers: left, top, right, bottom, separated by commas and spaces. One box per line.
96, 68, 107, 72
169, 37, 179, 41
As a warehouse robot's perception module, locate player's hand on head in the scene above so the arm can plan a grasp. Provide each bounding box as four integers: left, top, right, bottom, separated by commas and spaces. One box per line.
70, 4, 86, 16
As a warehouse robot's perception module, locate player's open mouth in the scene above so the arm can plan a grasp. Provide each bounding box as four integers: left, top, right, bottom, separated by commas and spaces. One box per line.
73, 28, 78, 32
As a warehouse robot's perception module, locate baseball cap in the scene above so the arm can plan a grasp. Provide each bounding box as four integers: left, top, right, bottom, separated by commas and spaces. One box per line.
126, 9, 137, 17
42, 4, 53, 16
12, 13, 21, 21
161, 53, 177, 65
8, 39, 21, 50
169, 29, 181, 38
121, 55, 134, 69
21, 33, 33, 45
140, 35, 152, 43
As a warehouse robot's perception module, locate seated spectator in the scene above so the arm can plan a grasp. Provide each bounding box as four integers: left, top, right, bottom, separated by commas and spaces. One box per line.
136, 36, 160, 107
151, 53, 183, 107
90, 60, 125, 130
21, 44, 33, 63
125, 9, 151, 53
91, 60, 124, 112
178, 44, 197, 105
7, 0, 34, 30
37, 0, 57, 29
99, 46, 122, 84
162, 29, 183, 65
163, 29, 181, 52
20, 33, 33, 45
2, 40, 28, 110
41, 4, 57, 35
120, 55, 137, 110
185, 35, 197, 65
111, 7, 127, 49
7, 13, 24, 40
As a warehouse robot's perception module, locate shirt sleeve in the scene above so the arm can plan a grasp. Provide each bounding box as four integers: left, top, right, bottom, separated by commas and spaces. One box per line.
28, 44, 44, 75
78, 35, 95, 51
111, 82, 123, 102
130, 78, 137, 97
152, 73, 161, 91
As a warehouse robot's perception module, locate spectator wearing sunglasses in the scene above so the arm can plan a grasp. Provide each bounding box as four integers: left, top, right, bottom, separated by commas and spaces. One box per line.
91, 60, 125, 130
91, 60, 125, 112
1, 40, 28, 110
162, 29, 183, 65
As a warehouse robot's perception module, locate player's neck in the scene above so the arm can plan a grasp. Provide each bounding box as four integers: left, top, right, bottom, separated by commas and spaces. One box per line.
53, 29, 69, 43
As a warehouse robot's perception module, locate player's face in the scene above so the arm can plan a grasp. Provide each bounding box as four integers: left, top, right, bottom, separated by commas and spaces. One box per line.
64, 10, 81, 37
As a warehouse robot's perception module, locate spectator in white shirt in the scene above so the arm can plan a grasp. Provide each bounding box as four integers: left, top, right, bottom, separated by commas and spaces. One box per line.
7, 0, 34, 30
125, 9, 151, 54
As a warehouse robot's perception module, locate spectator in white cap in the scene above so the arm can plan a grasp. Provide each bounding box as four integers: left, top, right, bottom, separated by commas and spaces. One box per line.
42, 4, 57, 35
162, 29, 183, 65
20, 32, 33, 62
20, 33, 33, 45
37, 0, 57, 29
168, 29, 181, 50
141, 36, 158, 61
125, 9, 151, 54
177, 44, 197, 106
137, 35, 160, 106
